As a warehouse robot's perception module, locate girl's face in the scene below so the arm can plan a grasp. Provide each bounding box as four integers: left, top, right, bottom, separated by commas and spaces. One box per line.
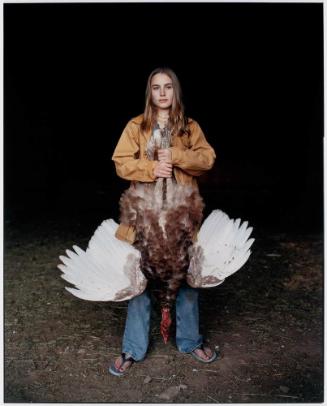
151, 73, 174, 110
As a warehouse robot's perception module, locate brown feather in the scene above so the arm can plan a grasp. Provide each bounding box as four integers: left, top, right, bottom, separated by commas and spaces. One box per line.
119, 181, 204, 310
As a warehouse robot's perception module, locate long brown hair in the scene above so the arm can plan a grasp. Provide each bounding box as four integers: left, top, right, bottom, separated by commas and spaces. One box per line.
141, 67, 190, 136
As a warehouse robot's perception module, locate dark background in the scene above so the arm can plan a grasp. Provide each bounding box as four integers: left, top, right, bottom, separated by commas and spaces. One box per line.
4, 2, 324, 234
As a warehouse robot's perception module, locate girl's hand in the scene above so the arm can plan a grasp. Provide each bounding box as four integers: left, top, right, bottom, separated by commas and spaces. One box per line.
154, 161, 173, 178
158, 148, 172, 163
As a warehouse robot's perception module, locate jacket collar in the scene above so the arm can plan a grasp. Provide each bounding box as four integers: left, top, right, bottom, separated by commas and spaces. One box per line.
131, 114, 144, 124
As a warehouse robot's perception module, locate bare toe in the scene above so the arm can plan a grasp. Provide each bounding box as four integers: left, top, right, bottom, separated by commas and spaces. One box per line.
203, 347, 213, 358
114, 355, 132, 372
194, 348, 210, 360
114, 356, 123, 370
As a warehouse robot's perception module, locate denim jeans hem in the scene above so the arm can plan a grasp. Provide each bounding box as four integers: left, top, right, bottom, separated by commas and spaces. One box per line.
121, 349, 146, 362
178, 341, 203, 354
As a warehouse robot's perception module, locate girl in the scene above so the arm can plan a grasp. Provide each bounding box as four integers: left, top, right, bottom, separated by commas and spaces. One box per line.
109, 67, 218, 376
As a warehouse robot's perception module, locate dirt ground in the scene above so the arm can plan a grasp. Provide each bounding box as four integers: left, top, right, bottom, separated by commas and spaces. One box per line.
4, 213, 323, 403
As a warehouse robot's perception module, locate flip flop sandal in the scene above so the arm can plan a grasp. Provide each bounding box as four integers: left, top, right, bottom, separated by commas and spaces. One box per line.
108, 352, 135, 377
190, 344, 219, 363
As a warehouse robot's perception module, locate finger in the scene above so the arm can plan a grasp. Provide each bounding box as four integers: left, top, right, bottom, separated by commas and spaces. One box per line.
161, 163, 172, 170
161, 172, 172, 178
164, 164, 172, 169
162, 161, 171, 167
158, 153, 168, 161
160, 170, 171, 177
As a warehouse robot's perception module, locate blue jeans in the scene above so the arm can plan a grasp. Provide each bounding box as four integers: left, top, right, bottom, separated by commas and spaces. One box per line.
122, 285, 203, 361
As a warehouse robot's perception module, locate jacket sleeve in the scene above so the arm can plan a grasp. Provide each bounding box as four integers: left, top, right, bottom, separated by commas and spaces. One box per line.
169, 121, 216, 176
112, 121, 157, 182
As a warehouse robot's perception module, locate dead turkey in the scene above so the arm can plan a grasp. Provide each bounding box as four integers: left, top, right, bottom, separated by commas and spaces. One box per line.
57, 178, 254, 343
58, 123, 255, 343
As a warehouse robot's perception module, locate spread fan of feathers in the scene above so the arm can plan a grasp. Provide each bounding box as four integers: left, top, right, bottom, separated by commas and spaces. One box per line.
58, 179, 255, 343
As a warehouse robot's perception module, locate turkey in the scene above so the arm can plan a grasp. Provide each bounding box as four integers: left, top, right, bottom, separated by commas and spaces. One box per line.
57, 179, 255, 343
58, 121, 255, 343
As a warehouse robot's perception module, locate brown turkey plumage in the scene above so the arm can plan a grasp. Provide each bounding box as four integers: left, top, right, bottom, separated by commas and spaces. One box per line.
119, 177, 204, 342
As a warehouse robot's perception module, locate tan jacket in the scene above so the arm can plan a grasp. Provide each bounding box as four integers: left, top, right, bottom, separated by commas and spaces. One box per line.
112, 113, 216, 243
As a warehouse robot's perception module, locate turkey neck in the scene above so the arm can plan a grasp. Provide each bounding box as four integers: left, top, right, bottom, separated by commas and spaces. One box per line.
160, 307, 172, 344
